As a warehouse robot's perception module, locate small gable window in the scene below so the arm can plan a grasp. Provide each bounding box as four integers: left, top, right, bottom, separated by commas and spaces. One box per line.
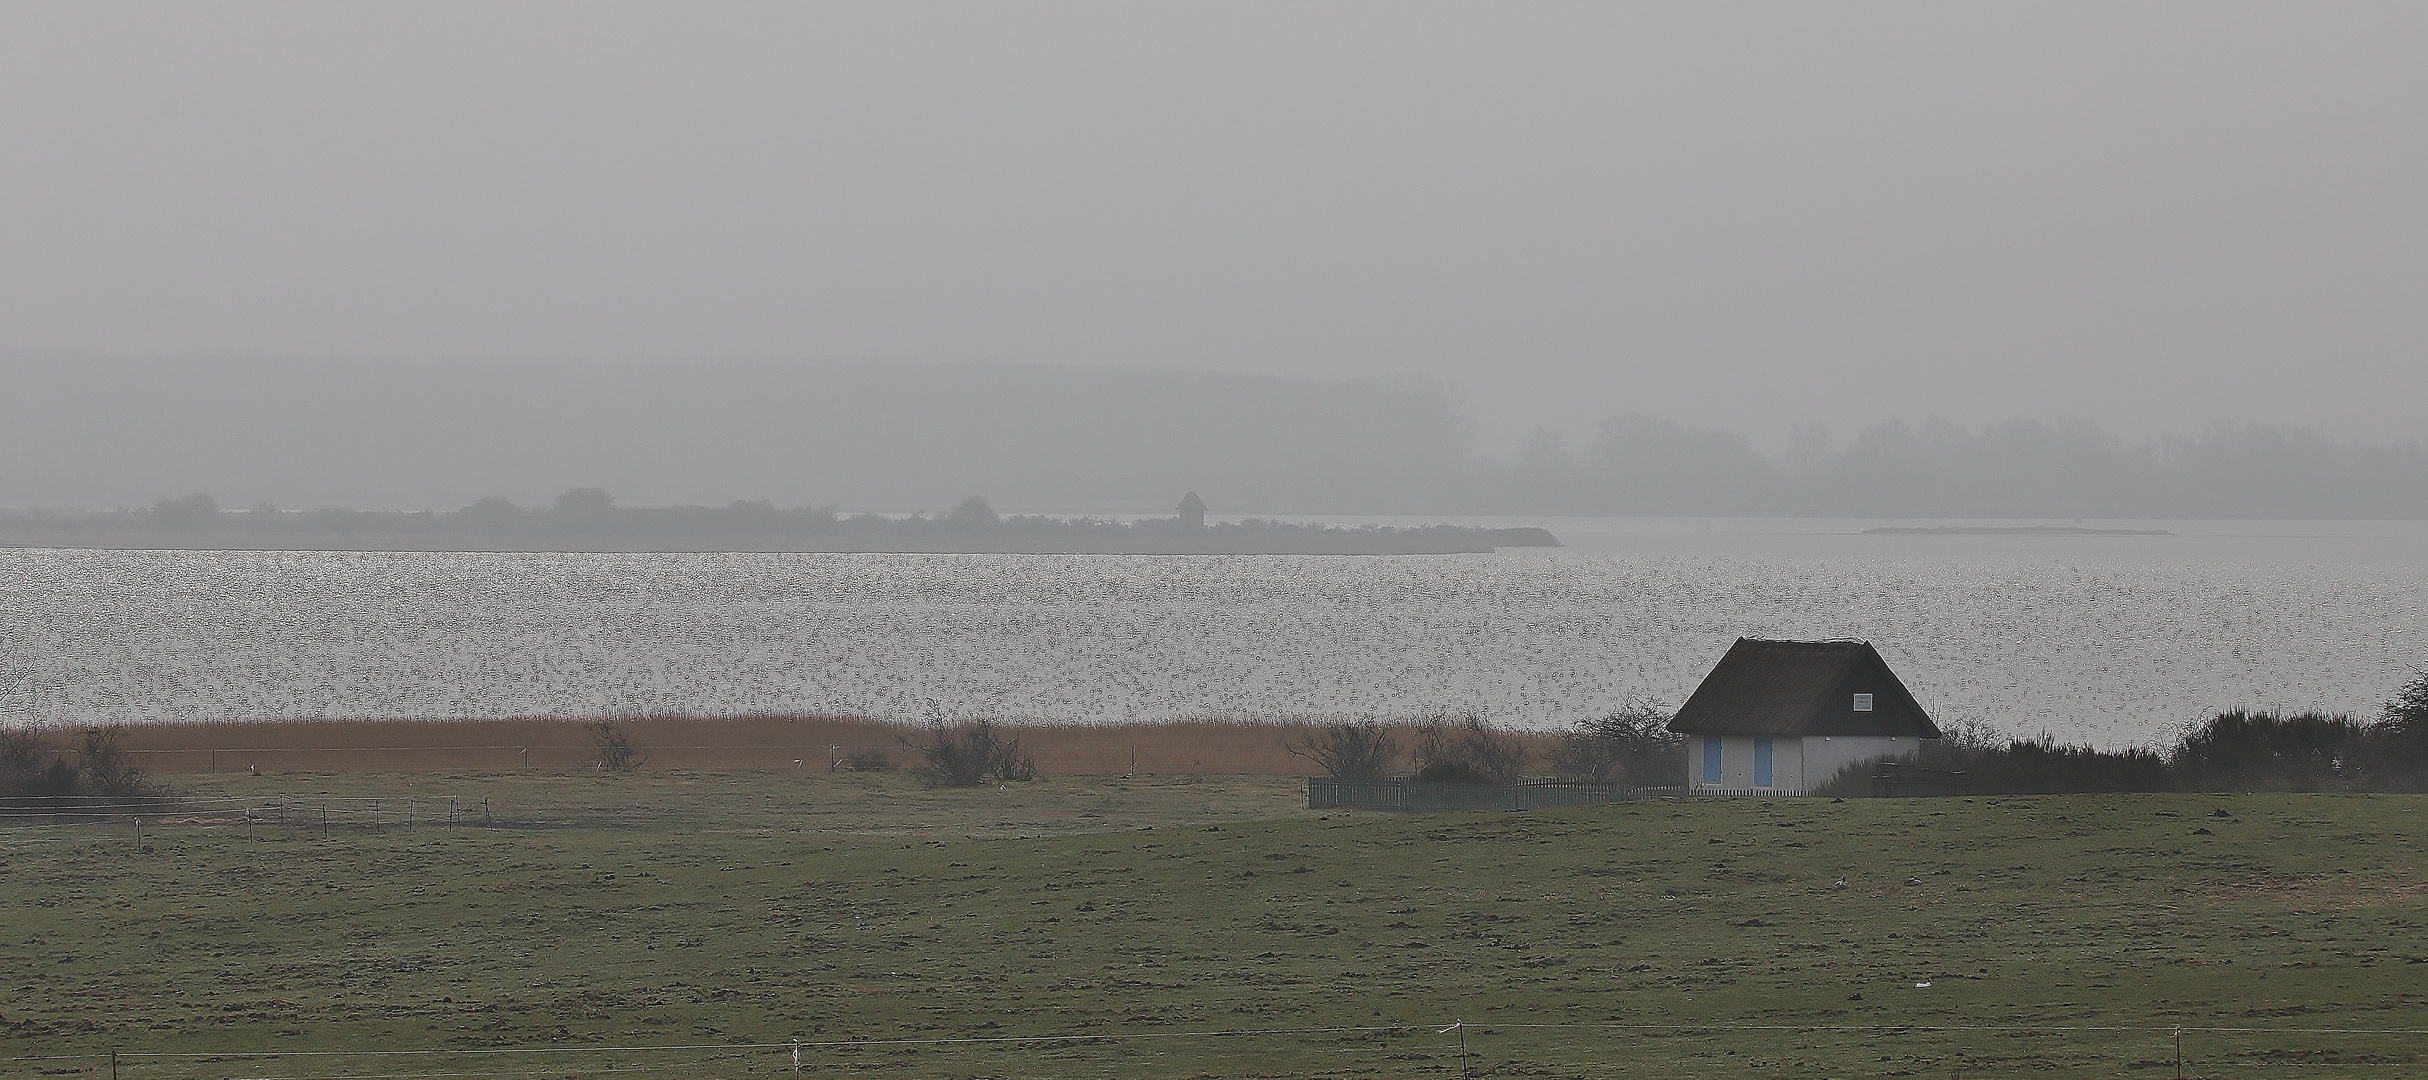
1853, 693, 1874, 712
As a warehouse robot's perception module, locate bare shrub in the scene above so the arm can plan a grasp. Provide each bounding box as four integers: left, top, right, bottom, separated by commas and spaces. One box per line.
1, 727, 152, 801
1548, 705, 1682, 784
905, 720, 1035, 786
78, 727, 146, 796
1411, 715, 1526, 785
590, 720, 645, 772
1282, 721, 1400, 782
0, 729, 77, 799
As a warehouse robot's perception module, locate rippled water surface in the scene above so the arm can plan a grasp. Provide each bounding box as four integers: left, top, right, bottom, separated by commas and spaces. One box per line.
3, 518, 2422, 747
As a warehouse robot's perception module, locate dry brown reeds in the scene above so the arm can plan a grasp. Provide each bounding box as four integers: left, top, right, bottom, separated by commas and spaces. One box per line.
99, 713, 1566, 777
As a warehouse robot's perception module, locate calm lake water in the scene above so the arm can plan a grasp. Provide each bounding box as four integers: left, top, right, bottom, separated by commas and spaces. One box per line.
3, 517, 2422, 748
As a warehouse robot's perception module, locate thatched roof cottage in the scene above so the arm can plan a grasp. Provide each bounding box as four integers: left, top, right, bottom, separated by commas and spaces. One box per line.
1667, 638, 1939, 795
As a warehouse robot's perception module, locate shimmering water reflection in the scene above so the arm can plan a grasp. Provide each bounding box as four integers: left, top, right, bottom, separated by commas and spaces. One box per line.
3, 519, 2421, 748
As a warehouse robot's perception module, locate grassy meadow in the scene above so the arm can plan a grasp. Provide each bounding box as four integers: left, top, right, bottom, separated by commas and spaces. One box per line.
2, 770, 2424, 1078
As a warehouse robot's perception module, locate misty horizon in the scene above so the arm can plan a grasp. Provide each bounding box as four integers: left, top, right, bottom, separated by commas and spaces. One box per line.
6, 5, 2425, 451
3, 354, 2421, 520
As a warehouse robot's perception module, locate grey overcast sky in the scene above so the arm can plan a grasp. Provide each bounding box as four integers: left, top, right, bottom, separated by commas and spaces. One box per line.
2, 2, 2422, 451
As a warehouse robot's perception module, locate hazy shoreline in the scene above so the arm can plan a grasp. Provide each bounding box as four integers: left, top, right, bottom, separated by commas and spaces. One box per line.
0, 498, 1562, 555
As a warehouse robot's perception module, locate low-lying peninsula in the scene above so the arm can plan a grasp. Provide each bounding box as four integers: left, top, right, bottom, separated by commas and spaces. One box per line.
1861, 524, 2173, 536
0, 491, 1560, 555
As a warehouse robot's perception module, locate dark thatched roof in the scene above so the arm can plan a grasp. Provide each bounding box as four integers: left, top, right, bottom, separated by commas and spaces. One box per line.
1667, 638, 1939, 738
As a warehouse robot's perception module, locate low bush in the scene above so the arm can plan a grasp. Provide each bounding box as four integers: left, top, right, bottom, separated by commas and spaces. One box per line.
1813, 732, 2172, 797
2172, 710, 2367, 792
2366, 671, 2428, 792
1815, 693, 2428, 798
1410, 715, 1526, 785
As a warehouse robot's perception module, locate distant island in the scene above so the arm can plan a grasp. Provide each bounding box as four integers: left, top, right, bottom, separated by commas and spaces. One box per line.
0, 491, 1560, 555
1861, 524, 2174, 536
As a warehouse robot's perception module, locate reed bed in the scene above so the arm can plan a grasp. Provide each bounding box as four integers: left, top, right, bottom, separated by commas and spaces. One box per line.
95, 713, 1566, 777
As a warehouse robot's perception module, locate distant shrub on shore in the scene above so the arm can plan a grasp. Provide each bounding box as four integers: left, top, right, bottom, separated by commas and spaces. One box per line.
0, 727, 156, 801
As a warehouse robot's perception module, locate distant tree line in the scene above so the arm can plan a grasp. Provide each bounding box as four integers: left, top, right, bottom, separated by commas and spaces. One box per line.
4, 355, 2424, 518
0, 492, 1553, 553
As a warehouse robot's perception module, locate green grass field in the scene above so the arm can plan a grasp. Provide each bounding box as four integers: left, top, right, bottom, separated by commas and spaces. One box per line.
4, 771, 2424, 1078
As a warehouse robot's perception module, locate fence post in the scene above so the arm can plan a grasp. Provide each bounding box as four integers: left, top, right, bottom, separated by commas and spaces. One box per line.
111, 1050, 117, 1080
2175, 1027, 2183, 1079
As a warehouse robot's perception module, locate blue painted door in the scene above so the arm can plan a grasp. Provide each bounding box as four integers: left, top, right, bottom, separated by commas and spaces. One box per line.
1701, 737, 1723, 784
1753, 738, 1774, 788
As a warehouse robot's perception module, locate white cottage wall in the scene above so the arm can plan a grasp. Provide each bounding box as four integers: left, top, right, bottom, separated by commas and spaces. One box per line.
1799, 736, 1921, 793
1692, 735, 1786, 793
1691, 734, 1919, 795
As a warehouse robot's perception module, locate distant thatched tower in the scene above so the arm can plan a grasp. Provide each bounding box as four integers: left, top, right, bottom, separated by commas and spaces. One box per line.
1176, 491, 1207, 530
